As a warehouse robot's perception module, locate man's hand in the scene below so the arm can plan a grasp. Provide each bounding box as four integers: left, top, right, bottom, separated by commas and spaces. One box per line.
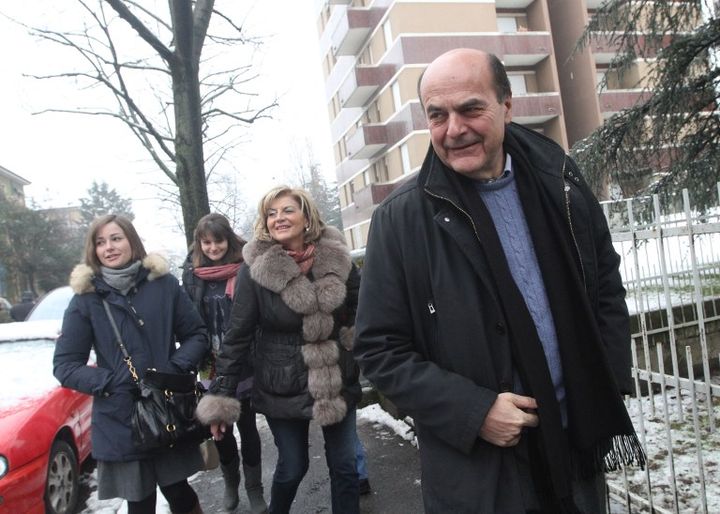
479, 392, 539, 447
210, 422, 228, 441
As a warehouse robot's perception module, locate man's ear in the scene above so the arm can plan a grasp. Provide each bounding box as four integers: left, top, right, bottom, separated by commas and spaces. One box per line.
503, 95, 512, 124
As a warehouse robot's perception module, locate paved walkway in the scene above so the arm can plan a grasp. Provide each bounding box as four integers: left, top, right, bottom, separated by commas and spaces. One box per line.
191, 414, 425, 513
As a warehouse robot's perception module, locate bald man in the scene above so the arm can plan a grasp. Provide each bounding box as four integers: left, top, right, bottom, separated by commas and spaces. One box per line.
354, 49, 644, 513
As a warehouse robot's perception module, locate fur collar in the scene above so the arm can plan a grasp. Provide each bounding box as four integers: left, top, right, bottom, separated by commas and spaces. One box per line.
69, 253, 170, 294
242, 225, 351, 293
243, 225, 353, 426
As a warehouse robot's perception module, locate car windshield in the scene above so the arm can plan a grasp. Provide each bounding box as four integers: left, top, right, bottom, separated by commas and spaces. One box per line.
0, 339, 57, 410
27, 286, 74, 321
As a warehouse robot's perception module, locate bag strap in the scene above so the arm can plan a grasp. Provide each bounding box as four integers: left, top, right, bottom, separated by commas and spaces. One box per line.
102, 299, 139, 383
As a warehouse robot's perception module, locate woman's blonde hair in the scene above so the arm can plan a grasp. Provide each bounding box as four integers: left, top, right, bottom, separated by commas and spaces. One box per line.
83, 214, 147, 274
253, 186, 325, 243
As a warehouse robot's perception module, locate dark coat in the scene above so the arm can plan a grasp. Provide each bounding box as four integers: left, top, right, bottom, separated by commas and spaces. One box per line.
53, 254, 209, 462
353, 123, 631, 513
211, 226, 361, 426
181, 252, 205, 319
10, 301, 34, 321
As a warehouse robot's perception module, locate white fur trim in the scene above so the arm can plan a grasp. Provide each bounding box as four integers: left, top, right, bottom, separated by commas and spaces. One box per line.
70, 264, 95, 294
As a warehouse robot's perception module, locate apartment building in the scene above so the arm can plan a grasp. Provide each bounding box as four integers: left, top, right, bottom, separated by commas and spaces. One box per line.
315, 0, 651, 250
0, 165, 30, 206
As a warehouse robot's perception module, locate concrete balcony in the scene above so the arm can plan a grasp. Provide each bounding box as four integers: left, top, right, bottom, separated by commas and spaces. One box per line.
589, 32, 666, 64
328, 0, 352, 4
385, 32, 554, 68
598, 89, 649, 116
331, 7, 386, 56
335, 158, 370, 185
496, 0, 533, 7
342, 183, 397, 228
511, 93, 563, 124
347, 124, 387, 160
339, 64, 397, 108
346, 101, 426, 160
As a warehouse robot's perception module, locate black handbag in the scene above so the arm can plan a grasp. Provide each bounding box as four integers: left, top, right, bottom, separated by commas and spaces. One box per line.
103, 300, 207, 452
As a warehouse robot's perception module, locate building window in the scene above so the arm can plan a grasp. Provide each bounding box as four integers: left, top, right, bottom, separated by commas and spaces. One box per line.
497, 17, 517, 33
595, 70, 607, 92
401, 143, 411, 175
391, 81, 402, 113
363, 170, 370, 186
352, 225, 363, 249
382, 20, 393, 52
508, 75, 527, 95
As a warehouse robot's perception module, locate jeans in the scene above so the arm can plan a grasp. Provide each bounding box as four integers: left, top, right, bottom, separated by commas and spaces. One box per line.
266, 410, 359, 514
353, 425, 368, 480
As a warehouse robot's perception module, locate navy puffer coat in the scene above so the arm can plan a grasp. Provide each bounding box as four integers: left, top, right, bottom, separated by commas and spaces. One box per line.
53, 254, 209, 462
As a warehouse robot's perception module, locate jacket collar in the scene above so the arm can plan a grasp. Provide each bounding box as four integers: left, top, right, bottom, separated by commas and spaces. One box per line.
242, 225, 352, 294
69, 253, 170, 295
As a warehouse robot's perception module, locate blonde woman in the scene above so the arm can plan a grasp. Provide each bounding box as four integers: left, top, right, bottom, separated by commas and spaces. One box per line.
198, 187, 361, 514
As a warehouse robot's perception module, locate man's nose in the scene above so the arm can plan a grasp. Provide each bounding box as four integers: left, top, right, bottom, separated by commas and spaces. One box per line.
446, 112, 466, 138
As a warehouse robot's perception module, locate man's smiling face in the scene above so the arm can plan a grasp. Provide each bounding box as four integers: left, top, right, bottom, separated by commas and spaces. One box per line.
420, 50, 512, 181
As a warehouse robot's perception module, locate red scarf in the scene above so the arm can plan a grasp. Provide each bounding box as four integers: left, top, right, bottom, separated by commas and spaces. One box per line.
286, 244, 315, 275
193, 262, 242, 299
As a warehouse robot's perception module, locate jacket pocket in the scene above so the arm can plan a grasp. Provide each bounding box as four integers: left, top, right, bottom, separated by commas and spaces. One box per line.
256, 341, 305, 397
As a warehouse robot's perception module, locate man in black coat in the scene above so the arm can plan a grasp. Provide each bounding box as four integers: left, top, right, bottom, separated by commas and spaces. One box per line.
354, 49, 644, 513
10, 291, 35, 321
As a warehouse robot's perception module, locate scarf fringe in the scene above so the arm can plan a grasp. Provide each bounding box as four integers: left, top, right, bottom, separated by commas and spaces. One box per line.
571, 434, 647, 479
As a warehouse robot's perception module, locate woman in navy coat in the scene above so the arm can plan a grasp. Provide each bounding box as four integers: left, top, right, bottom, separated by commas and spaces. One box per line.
54, 214, 209, 514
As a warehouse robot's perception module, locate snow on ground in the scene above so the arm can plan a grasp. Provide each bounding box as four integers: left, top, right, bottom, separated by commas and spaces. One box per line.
607, 387, 720, 513
358, 403, 417, 446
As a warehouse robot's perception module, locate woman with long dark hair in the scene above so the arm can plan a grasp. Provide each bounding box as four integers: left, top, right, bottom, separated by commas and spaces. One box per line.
183, 213, 267, 513
54, 214, 208, 514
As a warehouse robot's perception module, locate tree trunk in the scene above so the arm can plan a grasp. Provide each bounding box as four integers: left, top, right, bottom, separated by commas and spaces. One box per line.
170, 0, 210, 246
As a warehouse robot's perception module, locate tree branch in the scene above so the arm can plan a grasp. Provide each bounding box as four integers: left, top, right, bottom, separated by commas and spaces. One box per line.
103, 0, 175, 62
192, 0, 215, 63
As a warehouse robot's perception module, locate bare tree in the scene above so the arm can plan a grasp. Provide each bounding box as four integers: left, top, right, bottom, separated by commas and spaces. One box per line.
22, 0, 277, 244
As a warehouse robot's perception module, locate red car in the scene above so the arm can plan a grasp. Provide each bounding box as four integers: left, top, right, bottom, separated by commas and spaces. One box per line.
0, 287, 93, 514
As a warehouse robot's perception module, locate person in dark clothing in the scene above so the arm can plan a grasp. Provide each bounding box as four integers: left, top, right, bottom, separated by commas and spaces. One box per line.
354, 49, 645, 514
53, 215, 208, 514
182, 213, 267, 513
197, 186, 361, 514
10, 290, 35, 321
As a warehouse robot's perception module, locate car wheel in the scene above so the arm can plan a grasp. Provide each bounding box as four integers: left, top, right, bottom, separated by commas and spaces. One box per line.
44, 439, 79, 514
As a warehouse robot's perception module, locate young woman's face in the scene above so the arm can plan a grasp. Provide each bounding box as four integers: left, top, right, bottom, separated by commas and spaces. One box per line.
95, 222, 133, 269
266, 195, 308, 251
200, 236, 229, 262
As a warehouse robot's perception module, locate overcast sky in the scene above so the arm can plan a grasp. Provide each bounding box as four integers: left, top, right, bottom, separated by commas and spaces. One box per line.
0, 2, 333, 256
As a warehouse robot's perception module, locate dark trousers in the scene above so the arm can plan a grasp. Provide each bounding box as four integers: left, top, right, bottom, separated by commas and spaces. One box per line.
214, 398, 262, 466
266, 410, 359, 514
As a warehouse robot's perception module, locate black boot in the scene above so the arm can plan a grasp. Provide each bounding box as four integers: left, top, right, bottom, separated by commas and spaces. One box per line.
220, 455, 241, 511
243, 463, 268, 514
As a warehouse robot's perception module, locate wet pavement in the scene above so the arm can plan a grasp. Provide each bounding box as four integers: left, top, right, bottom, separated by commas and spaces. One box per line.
190, 414, 424, 513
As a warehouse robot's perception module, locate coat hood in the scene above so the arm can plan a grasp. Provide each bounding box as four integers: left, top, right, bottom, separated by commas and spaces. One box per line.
69, 253, 170, 295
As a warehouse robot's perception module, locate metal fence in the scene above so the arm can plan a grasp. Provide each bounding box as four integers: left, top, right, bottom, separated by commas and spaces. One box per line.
603, 186, 720, 513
